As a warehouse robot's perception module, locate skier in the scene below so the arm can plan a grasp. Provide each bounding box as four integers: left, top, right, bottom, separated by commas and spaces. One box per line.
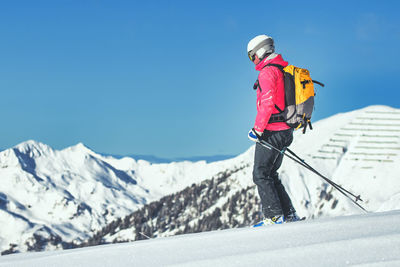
247, 35, 300, 225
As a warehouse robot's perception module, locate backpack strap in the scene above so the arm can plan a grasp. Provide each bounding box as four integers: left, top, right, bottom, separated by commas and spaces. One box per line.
312, 80, 325, 87
259, 64, 285, 92
261, 63, 286, 123
266, 64, 325, 88
263, 63, 285, 73
274, 104, 283, 113
269, 114, 285, 123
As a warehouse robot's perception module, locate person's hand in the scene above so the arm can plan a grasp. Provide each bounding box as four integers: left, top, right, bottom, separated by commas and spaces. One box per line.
248, 128, 263, 142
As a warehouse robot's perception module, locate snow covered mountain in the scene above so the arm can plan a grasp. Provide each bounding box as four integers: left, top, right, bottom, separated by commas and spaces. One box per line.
0, 141, 248, 254
1, 105, 399, 255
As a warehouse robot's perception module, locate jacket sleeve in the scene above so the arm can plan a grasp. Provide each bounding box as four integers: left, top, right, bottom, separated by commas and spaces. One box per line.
253, 68, 277, 132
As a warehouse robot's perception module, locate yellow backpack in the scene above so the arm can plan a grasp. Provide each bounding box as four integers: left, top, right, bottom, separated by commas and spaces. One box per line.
266, 64, 324, 133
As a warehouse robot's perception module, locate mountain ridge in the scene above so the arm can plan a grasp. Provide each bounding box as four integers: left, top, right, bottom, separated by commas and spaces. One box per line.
8, 140, 236, 164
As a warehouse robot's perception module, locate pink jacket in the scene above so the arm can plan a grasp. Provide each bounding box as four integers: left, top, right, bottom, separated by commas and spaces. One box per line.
254, 54, 290, 132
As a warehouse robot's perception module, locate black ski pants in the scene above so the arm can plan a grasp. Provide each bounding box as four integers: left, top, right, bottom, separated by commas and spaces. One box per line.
253, 128, 296, 218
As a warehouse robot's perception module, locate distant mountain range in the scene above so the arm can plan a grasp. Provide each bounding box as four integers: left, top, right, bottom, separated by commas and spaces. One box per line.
1, 105, 399, 255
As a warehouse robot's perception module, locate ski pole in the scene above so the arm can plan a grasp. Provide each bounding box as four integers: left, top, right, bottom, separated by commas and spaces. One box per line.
258, 140, 367, 212
260, 140, 365, 210
285, 147, 363, 202
256, 139, 368, 212
259, 140, 367, 212
259, 139, 354, 198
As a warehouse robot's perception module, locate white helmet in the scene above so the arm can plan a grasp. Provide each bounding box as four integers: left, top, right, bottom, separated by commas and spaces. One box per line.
247, 35, 275, 61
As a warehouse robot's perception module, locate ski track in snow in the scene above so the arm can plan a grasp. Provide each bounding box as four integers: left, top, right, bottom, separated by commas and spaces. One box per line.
0, 210, 399, 267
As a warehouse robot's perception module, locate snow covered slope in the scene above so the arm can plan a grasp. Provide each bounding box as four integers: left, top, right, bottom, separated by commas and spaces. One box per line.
285, 105, 400, 217
1, 210, 399, 267
0, 105, 399, 254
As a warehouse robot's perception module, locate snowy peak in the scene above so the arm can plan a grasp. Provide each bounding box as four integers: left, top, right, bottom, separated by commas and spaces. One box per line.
62, 142, 97, 156
10, 141, 100, 160
12, 140, 55, 158
0, 141, 52, 170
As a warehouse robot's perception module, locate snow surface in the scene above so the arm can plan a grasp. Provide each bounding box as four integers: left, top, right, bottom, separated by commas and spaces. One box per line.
0, 210, 399, 267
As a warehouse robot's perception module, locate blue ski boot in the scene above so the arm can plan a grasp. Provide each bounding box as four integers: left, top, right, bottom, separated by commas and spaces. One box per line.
253, 215, 284, 227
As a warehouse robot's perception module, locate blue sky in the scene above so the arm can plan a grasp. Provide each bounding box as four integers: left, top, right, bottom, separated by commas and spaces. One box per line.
1, 0, 399, 158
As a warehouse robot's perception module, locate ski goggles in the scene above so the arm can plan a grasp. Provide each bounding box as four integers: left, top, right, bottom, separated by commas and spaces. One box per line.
248, 50, 256, 62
